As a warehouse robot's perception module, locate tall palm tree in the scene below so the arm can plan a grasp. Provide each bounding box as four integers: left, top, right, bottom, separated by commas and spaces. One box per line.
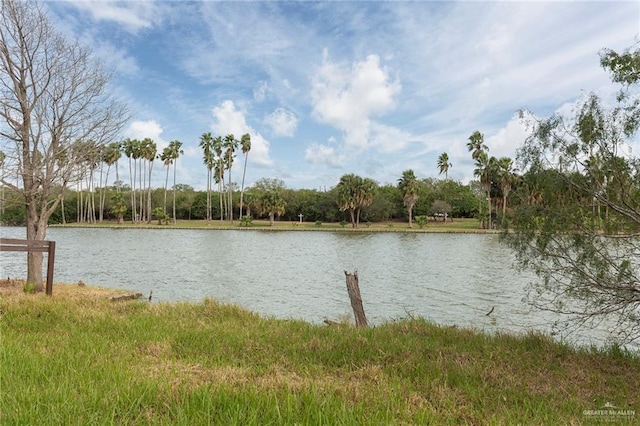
497, 156, 516, 225
100, 141, 121, 222
122, 138, 138, 222
474, 152, 497, 229
160, 146, 172, 215
239, 133, 251, 218
199, 133, 215, 223
84, 140, 100, 223
122, 138, 136, 223
168, 140, 183, 224
467, 130, 488, 160
141, 138, 157, 224
223, 134, 239, 223
398, 169, 419, 228
437, 152, 452, 179
212, 136, 224, 222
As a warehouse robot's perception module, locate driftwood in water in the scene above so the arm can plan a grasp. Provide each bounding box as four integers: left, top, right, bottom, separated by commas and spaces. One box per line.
344, 270, 368, 327
109, 292, 142, 302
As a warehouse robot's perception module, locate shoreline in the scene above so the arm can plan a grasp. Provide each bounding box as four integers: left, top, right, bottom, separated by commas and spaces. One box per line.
43, 219, 501, 234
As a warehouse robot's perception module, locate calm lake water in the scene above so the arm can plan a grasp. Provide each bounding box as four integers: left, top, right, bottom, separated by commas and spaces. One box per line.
0, 226, 620, 347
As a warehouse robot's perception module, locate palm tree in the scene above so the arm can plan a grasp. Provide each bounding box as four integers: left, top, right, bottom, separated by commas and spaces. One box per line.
253, 178, 286, 225
474, 152, 497, 229
336, 174, 377, 228
239, 133, 251, 218
437, 152, 452, 179
467, 130, 488, 160
398, 169, 419, 228
168, 140, 183, 224
212, 136, 224, 222
122, 138, 138, 222
497, 156, 516, 225
259, 188, 286, 226
141, 138, 157, 224
223, 134, 239, 223
160, 146, 172, 215
199, 133, 215, 223
99, 141, 121, 222
83, 140, 100, 223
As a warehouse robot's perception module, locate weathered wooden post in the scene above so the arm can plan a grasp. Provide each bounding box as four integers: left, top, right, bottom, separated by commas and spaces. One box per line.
344, 270, 368, 327
0, 238, 56, 295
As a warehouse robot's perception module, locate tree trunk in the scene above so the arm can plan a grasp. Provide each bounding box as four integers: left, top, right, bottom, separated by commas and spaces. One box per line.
344, 270, 367, 327
269, 212, 274, 226
239, 153, 248, 218
25, 201, 45, 291
164, 164, 169, 215
408, 206, 413, 228
172, 161, 178, 224
146, 162, 153, 224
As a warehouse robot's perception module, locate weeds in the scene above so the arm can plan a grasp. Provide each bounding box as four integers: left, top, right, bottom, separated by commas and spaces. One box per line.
1, 283, 638, 424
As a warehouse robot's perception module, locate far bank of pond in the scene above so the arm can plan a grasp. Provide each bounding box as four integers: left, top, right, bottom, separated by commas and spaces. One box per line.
48, 217, 501, 233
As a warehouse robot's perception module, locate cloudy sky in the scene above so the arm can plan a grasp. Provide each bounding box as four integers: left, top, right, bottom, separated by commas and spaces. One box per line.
45, 0, 639, 190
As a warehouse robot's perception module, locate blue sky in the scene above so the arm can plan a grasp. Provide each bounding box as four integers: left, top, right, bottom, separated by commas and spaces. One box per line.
46, 1, 639, 190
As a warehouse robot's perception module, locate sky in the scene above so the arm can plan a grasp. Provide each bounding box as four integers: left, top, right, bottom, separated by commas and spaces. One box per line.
44, 0, 640, 191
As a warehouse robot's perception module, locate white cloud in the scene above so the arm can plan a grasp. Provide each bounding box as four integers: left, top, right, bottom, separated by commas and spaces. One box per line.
125, 120, 166, 150
304, 143, 345, 168
67, 1, 163, 32
369, 123, 415, 153
211, 100, 272, 166
264, 108, 298, 137
485, 114, 530, 161
311, 51, 401, 149
253, 81, 269, 102
93, 41, 140, 77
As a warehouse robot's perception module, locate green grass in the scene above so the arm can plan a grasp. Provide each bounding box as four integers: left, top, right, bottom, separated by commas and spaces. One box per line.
1, 284, 638, 425
51, 217, 498, 233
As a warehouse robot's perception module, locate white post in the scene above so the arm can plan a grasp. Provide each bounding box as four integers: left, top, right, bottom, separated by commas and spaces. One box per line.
298, 213, 303, 224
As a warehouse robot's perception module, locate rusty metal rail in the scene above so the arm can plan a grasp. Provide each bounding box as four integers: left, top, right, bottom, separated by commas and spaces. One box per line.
0, 238, 56, 295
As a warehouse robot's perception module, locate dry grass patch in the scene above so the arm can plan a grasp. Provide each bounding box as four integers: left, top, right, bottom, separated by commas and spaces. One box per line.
0, 278, 127, 301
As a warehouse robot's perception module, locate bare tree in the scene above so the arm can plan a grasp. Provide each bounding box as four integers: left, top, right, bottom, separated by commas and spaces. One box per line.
0, 0, 128, 291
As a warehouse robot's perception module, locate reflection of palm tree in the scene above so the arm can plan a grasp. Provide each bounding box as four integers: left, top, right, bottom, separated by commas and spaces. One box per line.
239, 133, 251, 218
398, 169, 419, 228
437, 152, 452, 180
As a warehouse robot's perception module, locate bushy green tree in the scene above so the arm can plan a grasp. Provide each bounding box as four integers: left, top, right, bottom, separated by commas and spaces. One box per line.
253, 178, 287, 225
335, 174, 377, 228
505, 44, 640, 344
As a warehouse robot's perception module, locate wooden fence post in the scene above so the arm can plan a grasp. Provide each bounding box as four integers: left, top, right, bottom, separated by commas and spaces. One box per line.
344, 270, 368, 327
0, 238, 56, 295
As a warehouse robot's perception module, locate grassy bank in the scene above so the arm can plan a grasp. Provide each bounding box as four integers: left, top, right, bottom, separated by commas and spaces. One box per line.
1, 283, 638, 425
49, 217, 499, 233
